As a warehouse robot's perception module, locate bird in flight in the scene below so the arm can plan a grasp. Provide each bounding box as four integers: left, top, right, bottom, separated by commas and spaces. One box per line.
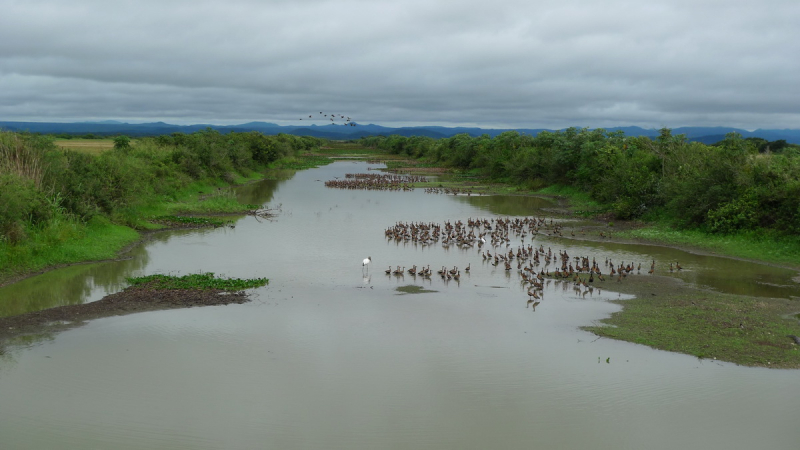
299, 111, 356, 126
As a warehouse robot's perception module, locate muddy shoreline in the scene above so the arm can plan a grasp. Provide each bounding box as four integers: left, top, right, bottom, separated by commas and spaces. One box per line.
0, 284, 250, 344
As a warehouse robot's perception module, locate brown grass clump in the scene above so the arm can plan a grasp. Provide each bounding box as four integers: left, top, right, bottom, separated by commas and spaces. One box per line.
0, 132, 46, 188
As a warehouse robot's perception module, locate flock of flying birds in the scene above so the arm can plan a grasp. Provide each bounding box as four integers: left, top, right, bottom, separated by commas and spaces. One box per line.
299, 112, 356, 126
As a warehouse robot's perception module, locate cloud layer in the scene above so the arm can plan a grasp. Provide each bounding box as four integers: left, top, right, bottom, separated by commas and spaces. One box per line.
2, 0, 798, 129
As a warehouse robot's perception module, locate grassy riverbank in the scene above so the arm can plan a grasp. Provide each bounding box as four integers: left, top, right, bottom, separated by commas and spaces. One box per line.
0, 216, 140, 285
0, 150, 339, 286
615, 225, 800, 268
0, 130, 325, 285
582, 276, 800, 368
0, 182, 260, 287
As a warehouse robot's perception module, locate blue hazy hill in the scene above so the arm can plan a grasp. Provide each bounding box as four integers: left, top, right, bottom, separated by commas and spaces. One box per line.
1, 120, 799, 144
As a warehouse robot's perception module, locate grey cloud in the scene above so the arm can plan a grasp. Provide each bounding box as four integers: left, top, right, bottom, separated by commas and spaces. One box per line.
2, 0, 799, 129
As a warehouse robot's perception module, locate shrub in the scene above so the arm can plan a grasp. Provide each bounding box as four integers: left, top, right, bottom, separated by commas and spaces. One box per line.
707, 191, 759, 234
113, 135, 131, 152
0, 174, 51, 242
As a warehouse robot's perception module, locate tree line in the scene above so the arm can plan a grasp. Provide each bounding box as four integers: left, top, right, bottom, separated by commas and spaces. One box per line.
361, 128, 800, 235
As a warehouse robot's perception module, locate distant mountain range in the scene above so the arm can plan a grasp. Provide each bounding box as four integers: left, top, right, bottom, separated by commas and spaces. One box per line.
2, 120, 799, 144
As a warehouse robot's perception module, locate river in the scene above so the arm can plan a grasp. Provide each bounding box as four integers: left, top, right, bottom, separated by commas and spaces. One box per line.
0, 160, 798, 449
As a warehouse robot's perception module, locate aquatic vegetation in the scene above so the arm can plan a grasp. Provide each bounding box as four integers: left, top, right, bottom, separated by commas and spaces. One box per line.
395, 285, 437, 294
126, 272, 268, 290
152, 215, 231, 228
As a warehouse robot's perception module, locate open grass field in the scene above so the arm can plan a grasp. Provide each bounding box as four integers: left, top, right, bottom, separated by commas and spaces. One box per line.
54, 139, 116, 154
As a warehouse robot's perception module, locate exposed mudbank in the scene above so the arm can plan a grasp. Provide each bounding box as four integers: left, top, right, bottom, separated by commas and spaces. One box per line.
0, 283, 251, 343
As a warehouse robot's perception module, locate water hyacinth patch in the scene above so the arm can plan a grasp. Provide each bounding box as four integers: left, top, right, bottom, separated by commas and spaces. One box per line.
126, 272, 268, 290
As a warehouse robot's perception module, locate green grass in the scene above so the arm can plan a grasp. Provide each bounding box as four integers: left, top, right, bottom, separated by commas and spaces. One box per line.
165, 194, 258, 215
383, 159, 444, 169
526, 183, 800, 267
0, 177, 261, 285
126, 272, 268, 290
534, 184, 605, 215
269, 155, 333, 170
583, 277, 800, 368
153, 215, 231, 227
616, 224, 800, 267
0, 215, 140, 284
123, 180, 261, 227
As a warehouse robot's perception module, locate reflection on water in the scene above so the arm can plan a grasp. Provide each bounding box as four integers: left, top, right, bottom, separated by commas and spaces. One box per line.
0, 161, 799, 450
458, 194, 555, 215
234, 175, 283, 205
0, 251, 149, 317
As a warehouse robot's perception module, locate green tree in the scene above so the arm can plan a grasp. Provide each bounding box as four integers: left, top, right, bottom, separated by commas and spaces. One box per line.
113, 135, 131, 151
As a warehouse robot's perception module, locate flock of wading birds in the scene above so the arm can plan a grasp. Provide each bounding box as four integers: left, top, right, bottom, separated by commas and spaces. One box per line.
361, 217, 684, 310
324, 173, 479, 196
328, 172, 686, 310
324, 173, 427, 190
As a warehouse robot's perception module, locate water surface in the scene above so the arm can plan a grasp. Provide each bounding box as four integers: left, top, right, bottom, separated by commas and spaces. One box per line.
1, 161, 798, 450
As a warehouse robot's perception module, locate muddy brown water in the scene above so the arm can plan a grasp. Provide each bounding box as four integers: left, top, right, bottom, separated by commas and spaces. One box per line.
1, 160, 798, 449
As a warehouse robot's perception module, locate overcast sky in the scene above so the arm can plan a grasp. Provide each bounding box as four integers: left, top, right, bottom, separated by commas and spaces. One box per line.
1, 0, 798, 130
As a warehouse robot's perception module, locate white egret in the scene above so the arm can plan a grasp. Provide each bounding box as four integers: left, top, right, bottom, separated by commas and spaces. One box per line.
362, 256, 372, 272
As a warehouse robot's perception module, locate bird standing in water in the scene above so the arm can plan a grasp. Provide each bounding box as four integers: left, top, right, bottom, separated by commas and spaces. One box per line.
362, 256, 372, 272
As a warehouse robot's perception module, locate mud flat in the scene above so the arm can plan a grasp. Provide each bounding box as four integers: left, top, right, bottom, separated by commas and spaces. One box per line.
0, 283, 250, 343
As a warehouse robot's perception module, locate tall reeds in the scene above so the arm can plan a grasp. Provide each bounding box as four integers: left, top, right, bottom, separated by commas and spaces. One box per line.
0, 131, 48, 189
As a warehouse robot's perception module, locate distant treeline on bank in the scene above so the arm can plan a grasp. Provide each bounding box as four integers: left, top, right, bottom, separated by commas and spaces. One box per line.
361, 128, 800, 235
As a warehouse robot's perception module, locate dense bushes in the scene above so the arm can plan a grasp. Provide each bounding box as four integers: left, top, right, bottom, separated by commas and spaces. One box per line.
363, 128, 800, 235
0, 174, 52, 243
0, 129, 323, 243
0, 133, 56, 242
